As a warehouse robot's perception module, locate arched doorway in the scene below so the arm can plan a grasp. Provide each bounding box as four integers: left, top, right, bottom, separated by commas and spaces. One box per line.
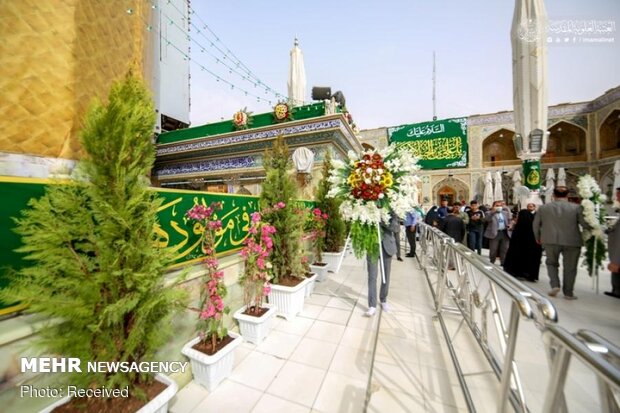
600, 109, 620, 157
542, 121, 586, 163
437, 185, 456, 205
482, 129, 519, 167
433, 177, 470, 205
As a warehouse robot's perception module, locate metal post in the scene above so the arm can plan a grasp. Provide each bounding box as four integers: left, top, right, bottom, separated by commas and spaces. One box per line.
435, 240, 448, 313
377, 223, 386, 284
498, 302, 524, 413
592, 233, 599, 294
542, 338, 571, 413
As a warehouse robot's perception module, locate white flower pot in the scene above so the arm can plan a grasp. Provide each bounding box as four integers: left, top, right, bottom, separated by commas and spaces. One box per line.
181, 332, 243, 391
305, 272, 318, 297
268, 278, 309, 321
309, 263, 329, 282
233, 304, 277, 344
39, 374, 178, 413
322, 248, 345, 273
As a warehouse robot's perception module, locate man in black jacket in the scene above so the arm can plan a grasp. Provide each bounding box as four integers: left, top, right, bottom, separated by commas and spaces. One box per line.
440, 206, 465, 270
441, 206, 466, 243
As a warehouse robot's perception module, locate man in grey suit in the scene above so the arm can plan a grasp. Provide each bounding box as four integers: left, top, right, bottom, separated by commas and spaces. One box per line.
484, 200, 512, 265
365, 212, 400, 316
533, 186, 588, 299
605, 187, 620, 299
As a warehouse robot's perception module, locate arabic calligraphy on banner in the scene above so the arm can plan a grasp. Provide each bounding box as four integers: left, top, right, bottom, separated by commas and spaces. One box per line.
155, 192, 313, 265
155, 190, 259, 265
387, 117, 468, 170
0, 179, 314, 311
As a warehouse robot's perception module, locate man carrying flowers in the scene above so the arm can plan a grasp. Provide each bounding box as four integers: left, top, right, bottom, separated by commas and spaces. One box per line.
327, 145, 420, 316
365, 212, 400, 316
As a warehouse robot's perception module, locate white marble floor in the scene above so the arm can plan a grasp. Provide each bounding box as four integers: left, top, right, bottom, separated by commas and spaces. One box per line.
168, 246, 620, 413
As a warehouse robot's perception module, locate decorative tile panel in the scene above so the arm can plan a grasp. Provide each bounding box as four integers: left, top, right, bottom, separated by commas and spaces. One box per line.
157, 119, 342, 156
156, 156, 257, 177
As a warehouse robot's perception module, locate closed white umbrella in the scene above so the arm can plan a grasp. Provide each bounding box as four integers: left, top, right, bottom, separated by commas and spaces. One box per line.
493, 171, 503, 202
613, 160, 620, 193
545, 168, 555, 203
475, 175, 486, 202
483, 172, 494, 207
557, 167, 566, 187
512, 169, 522, 205
287, 38, 306, 107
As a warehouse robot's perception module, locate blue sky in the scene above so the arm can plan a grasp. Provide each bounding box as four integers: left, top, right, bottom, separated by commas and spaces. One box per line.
187, 0, 619, 130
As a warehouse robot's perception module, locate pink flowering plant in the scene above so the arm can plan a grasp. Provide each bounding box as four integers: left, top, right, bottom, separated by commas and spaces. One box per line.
239, 210, 277, 316
305, 208, 329, 264
185, 202, 229, 350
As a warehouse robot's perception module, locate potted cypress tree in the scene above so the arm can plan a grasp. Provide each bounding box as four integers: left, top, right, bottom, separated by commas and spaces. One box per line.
1, 74, 186, 412
315, 151, 347, 273
259, 136, 309, 320
232, 210, 278, 344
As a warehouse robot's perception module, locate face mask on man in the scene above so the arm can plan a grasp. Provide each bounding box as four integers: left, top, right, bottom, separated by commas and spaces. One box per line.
495, 206, 503, 213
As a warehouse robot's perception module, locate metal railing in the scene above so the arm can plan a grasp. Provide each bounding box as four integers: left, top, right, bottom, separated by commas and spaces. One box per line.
543, 327, 620, 413
418, 223, 620, 413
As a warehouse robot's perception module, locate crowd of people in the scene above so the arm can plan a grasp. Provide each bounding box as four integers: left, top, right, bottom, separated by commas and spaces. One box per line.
362, 187, 620, 317
425, 187, 620, 301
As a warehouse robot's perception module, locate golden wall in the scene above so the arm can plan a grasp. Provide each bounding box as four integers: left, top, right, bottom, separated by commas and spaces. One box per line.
0, 0, 150, 160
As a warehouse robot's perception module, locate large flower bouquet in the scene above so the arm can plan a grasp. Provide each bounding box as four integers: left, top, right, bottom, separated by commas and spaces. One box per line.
239, 210, 276, 316
186, 202, 229, 351
577, 175, 607, 276
327, 146, 420, 261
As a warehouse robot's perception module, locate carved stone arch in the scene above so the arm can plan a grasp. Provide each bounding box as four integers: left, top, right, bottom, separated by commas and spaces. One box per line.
596, 105, 620, 129
483, 125, 516, 136
482, 128, 519, 167
548, 119, 587, 134
432, 177, 470, 205
600, 109, 620, 156
542, 120, 587, 162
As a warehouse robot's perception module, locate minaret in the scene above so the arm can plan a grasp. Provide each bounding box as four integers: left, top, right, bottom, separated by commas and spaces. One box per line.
287, 37, 307, 106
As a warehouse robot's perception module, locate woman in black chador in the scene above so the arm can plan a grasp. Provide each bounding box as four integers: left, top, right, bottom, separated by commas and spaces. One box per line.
503, 209, 542, 281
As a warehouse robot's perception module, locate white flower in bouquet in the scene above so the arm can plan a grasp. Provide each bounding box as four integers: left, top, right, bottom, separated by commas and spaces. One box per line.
577, 174, 607, 276
327, 145, 420, 260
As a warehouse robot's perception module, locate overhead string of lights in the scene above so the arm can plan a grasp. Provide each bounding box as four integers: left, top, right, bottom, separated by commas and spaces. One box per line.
127, 5, 283, 105
152, 0, 287, 102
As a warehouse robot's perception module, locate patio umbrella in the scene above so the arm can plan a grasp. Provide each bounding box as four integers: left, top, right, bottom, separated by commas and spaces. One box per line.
614, 160, 620, 193
557, 167, 566, 186
545, 168, 555, 203
511, 0, 548, 148
493, 171, 503, 203
287, 38, 306, 107
483, 172, 494, 207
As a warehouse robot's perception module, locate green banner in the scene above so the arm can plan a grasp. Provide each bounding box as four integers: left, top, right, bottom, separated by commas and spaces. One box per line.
0, 178, 315, 312
387, 117, 468, 169
155, 189, 259, 265
523, 159, 542, 190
